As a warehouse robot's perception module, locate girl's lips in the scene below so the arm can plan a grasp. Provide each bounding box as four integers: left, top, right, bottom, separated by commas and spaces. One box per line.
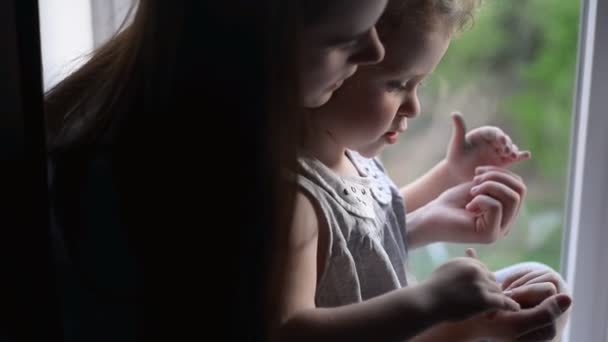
384, 131, 399, 144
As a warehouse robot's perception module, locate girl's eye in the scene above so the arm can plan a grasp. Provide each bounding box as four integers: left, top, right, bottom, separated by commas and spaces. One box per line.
387, 80, 408, 91
340, 34, 367, 49
340, 39, 360, 49
334, 29, 371, 49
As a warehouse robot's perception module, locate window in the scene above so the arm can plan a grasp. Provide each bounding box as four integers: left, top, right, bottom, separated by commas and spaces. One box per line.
381, 1, 608, 340
382, 0, 580, 280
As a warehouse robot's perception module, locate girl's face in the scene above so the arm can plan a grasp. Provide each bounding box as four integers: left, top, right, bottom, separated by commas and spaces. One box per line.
314, 24, 452, 158
298, 0, 388, 108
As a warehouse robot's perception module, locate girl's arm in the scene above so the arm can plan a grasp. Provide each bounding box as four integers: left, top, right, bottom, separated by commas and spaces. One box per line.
269, 191, 518, 341
271, 191, 442, 342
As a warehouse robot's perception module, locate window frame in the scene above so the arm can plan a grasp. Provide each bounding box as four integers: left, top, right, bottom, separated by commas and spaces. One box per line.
561, 0, 608, 340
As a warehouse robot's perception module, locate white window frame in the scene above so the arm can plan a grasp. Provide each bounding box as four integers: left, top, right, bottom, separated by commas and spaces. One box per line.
561, 0, 608, 341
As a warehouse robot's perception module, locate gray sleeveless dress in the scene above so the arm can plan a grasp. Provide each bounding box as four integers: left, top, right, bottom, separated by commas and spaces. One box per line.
296, 150, 409, 308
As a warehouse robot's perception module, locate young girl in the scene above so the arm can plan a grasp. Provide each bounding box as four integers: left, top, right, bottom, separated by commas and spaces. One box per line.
276, 0, 571, 340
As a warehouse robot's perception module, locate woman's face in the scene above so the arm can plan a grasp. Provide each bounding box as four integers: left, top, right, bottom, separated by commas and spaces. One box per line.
298, 0, 388, 108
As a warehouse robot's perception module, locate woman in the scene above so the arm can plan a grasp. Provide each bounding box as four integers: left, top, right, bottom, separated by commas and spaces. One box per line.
45, 1, 388, 340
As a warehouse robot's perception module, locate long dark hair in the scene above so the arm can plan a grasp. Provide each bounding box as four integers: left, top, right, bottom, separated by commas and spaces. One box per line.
46, 0, 302, 340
